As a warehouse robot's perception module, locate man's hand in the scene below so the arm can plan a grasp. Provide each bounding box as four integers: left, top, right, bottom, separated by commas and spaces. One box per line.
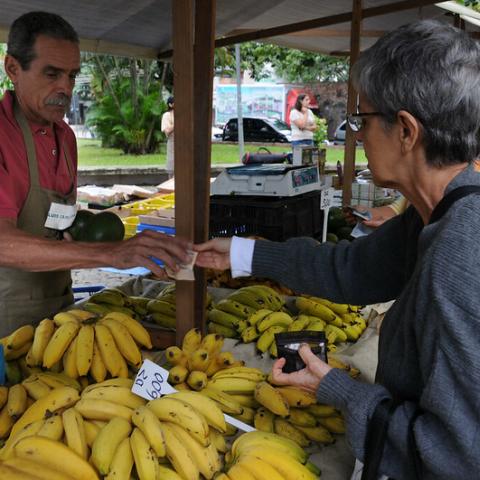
194, 238, 232, 270
109, 230, 191, 279
271, 344, 332, 394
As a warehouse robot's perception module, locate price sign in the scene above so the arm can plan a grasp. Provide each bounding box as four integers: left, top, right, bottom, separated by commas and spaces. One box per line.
320, 188, 335, 211
131, 359, 176, 400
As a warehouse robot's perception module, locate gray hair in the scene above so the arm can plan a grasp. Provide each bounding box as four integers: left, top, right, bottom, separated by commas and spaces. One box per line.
351, 19, 480, 167
7, 11, 79, 71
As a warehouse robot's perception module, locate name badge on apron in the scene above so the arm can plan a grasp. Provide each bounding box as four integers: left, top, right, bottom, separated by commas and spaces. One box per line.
44, 202, 77, 230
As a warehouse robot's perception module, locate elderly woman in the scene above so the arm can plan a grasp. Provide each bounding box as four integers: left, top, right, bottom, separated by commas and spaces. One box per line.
196, 20, 480, 480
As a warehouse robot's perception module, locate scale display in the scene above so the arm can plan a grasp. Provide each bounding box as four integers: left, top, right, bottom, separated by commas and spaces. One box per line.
291, 166, 318, 188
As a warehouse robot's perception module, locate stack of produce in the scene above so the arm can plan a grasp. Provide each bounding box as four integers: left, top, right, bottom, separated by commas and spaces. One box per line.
145, 284, 213, 330
165, 328, 245, 392
207, 285, 286, 338
221, 431, 320, 480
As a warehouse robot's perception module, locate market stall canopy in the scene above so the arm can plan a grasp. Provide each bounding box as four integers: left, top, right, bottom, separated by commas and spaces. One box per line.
0, 0, 477, 58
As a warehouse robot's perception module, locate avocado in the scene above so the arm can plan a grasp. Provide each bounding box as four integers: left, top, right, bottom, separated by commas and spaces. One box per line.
326, 233, 339, 244
82, 211, 125, 242
67, 210, 95, 241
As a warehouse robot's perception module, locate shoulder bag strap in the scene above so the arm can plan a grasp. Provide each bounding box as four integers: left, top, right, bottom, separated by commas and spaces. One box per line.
429, 185, 480, 225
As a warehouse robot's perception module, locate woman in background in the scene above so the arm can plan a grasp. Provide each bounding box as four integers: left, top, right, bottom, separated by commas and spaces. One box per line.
289, 93, 317, 147
161, 96, 175, 178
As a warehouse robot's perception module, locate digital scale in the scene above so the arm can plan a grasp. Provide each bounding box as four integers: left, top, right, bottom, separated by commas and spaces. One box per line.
210, 164, 321, 197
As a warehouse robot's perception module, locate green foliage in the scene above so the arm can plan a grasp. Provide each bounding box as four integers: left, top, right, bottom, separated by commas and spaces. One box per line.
462, 0, 480, 9
0, 44, 13, 95
215, 42, 349, 83
313, 117, 328, 146
84, 54, 170, 154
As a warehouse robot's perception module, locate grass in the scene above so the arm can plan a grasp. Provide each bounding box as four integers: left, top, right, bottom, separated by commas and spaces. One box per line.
77, 138, 367, 167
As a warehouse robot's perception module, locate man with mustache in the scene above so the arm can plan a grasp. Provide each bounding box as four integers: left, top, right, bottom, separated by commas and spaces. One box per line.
0, 12, 190, 336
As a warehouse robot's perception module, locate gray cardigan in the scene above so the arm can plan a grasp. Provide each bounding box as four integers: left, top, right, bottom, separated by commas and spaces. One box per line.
252, 165, 480, 479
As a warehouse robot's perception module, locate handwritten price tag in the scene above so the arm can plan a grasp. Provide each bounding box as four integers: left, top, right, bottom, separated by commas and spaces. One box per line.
131, 359, 255, 432
320, 188, 335, 210
131, 359, 176, 400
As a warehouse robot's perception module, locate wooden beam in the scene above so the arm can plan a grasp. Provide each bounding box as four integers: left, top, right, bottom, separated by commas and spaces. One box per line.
215, 0, 440, 47
288, 28, 386, 38
343, 0, 362, 206
193, 0, 216, 334
173, 0, 196, 345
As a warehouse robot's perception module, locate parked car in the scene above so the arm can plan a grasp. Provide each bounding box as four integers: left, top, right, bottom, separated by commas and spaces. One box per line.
222, 117, 291, 143
212, 125, 223, 141
334, 120, 347, 143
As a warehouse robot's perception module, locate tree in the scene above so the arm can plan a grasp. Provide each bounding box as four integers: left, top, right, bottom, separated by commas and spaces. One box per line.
84, 54, 172, 154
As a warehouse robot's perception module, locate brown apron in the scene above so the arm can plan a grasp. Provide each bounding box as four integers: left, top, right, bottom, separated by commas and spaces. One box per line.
0, 100, 76, 336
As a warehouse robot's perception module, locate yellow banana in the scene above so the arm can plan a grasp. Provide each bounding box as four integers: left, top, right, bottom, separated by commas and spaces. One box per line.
228, 463, 257, 480
67, 309, 96, 322
82, 386, 145, 409
187, 370, 208, 391
215, 299, 256, 320
274, 418, 310, 447
4, 341, 32, 361
10, 386, 79, 438
215, 351, 236, 367
325, 324, 348, 343
13, 435, 99, 479
231, 406, 255, 425
31, 318, 55, 365
166, 421, 218, 479
306, 403, 338, 418
0, 405, 14, 439
100, 318, 142, 367
316, 414, 346, 434
254, 381, 290, 417
102, 311, 152, 349
92, 417, 132, 475
62, 334, 79, 379
188, 349, 210, 371
6, 384, 27, 419
156, 464, 183, 480
52, 311, 80, 327
200, 333, 224, 356
256, 325, 286, 354
82, 378, 133, 395
241, 325, 260, 343
165, 346, 188, 367
342, 323, 363, 341
181, 327, 203, 355
287, 408, 317, 427
269, 341, 278, 358
295, 296, 342, 325
83, 420, 101, 448
5, 325, 34, 351
208, 376, 258, 395
199, 387, 244, 415
147, 396, 209, 446
130, 427, 158, 480
230, 394, 260, 409
236, 320, 248, 334
276, 386, 317, 408
169, 391, 227, 433
231, 431, 308, 465
296, 424, 335, 444
2, 457, 72, 480
42, 322, 80, 368
35, 371, 81, 391
257, 312, 293, 333
0, 418, 44, 460
132, 405, 166, 457
74, 398, 133, 422
37, 414, 64, 441
209, 428, 227, 453
248, 308, 274, 327
159, 421, 199, 480
287, 315, 311, 332
207, 308, 241, 328
105, 436, 133, 480
94, 324, 124, 377
0, 386, 7, 409
62, 407, 88, 459
310, 296, 350, 315
212, 366, 265, 381
236, 454, 286, 480
75, 324, 94, 377
169, 365, 189, 384
90, 341, 107, 383
254, 407, 275, 432
21, 377, 51, 400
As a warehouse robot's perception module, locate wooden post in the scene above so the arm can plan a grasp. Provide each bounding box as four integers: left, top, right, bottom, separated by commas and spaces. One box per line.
193, 0, 216, 333
342, 0, 362, 205
173, 0, 196, 345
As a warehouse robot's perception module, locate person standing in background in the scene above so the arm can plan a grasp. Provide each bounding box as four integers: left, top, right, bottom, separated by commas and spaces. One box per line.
161, 96, 174, 178
289, 93, 317, 147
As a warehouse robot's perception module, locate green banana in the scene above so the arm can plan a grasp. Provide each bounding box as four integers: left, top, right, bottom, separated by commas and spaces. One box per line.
241, 326, 259, 343
227, 289, 269, 310
83, 302, 112, 316
295, 296, 343, 326
248, 309, 273, 326
150, 312, 176, 329
146, 299, 176, 316
207, 309, 241, 328
241, 285, 285, 311
287, 316, 311, 332
215, 299, 256, 320
256, 312, 293, 333
207, 322, 237, 338
90, 290, 125, 307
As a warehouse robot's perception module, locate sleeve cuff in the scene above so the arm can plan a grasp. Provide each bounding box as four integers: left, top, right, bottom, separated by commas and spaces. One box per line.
230, 236, 255, 278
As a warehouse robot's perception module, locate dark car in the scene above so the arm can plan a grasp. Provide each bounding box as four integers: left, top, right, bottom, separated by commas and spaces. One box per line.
222, 117, 292, 143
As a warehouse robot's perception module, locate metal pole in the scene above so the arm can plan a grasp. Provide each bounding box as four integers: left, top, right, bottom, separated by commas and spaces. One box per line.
235, 43, 244, 161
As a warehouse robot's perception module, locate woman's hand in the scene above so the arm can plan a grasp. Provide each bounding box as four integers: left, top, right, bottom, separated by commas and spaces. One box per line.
271, 344, 332, 394
194, 238, 232, 270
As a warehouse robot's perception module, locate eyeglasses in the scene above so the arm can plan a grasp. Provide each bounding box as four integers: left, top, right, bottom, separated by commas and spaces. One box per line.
347, 112, 384, 132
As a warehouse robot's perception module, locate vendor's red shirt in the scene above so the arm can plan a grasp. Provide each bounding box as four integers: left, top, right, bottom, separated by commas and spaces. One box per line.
0, 90, 77, 219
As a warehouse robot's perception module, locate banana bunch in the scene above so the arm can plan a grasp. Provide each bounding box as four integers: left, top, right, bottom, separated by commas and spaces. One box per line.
222, 430, 319, 480
165, 328, 246, 391
294, 295, 367, 346
24, 310, 152, 382
82, 288, 143, 319
207, 285, 286, 339
0, 325, 36, 362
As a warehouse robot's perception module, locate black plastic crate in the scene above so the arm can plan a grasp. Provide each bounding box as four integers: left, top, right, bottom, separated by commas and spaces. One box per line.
210, 191, 323, 241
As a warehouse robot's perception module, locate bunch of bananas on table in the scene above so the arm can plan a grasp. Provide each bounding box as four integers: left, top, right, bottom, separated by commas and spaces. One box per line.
144, 284, 213, 330
0, 379, 234, 480
165, 328, 245, 391
0, 308, 152, 385
220, 431, 320, 480
207, 285, 287, 339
